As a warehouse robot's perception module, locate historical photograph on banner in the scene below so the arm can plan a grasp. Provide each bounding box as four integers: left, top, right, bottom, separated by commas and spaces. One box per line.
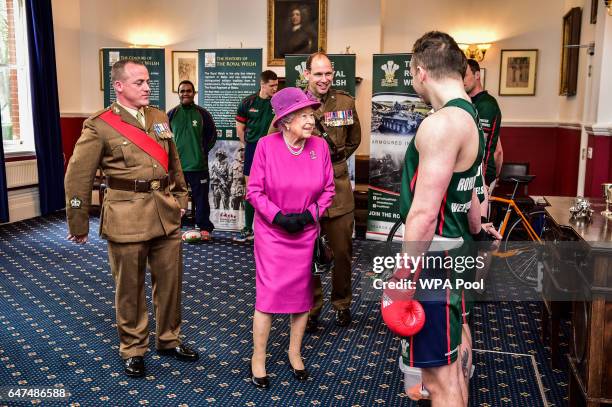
208, 141, 245, 229
101, 48, 165, 110
367, 54, 429, 240
285, 54, 357, 186
199, 49, 261, 230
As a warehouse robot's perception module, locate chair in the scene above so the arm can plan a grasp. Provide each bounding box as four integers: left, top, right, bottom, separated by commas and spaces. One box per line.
500, 162, 529, 178
497, 162, 530, 196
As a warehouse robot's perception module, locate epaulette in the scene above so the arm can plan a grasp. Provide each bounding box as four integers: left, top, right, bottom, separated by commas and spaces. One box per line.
333, 89, 355, 99
90, 106, 111, 120
144, 105, 163, 114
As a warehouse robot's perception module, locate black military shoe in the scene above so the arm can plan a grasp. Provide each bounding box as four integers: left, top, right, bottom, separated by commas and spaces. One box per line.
157, 344, 199, 361
335, 309, 352, 327
124, 356, 145, 378
305, 316, 319, 334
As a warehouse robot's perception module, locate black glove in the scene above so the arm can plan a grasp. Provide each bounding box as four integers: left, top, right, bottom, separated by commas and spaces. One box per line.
293, 210, 314, 227
273, 212, 303, 233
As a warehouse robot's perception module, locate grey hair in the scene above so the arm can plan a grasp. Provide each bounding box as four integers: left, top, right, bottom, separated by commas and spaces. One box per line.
277, 113, 296, 130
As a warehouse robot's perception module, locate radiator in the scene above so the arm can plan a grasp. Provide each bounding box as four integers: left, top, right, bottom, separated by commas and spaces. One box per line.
5, 159, 39, 188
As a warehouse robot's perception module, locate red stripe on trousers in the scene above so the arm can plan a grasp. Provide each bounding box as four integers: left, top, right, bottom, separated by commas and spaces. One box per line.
410, 336, 414, 367
462, 290, 466, 325
446, 286, 451, 364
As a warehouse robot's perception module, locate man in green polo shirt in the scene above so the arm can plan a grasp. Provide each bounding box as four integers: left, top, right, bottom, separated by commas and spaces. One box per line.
233, 70, 278, 242
168, 80, 217, 240
464, 59, 503, 193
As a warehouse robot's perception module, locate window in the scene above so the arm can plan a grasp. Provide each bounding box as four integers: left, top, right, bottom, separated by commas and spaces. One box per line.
1, 0, 34, 154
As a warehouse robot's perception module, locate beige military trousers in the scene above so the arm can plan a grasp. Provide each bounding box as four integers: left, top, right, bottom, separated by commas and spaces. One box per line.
310, 211, 354, 317
107, 229, 182, 359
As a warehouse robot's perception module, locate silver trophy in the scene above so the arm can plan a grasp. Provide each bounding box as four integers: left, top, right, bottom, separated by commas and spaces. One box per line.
602, 183, 612, 218
570, 197, 593, 220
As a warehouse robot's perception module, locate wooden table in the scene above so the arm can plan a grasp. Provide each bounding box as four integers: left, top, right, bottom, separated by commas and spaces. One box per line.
544, 196, 612, 406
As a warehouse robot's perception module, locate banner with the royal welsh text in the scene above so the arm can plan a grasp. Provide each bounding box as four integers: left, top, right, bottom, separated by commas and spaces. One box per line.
285, 54, 357, 186
366, 54, 430, 241
199, 49, 262, 231
102, 48, 165, 110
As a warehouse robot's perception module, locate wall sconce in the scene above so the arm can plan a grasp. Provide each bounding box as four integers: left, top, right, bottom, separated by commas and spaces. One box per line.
606, 0, 612, 15
458, 43, 491, 62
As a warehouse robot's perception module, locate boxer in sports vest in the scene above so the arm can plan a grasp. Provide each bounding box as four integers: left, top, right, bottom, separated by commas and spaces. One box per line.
391, 32, 483, 406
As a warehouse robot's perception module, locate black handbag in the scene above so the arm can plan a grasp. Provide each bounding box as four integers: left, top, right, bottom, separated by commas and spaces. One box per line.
312, 204, 334, 276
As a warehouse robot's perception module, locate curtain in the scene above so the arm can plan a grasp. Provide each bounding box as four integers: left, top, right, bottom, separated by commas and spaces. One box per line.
25, 0, 65, 215
0, 118, 9, 223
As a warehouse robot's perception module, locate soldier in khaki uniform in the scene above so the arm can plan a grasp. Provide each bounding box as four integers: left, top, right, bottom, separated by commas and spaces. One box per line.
65, 60, 199, 378
269, 52, 361, 332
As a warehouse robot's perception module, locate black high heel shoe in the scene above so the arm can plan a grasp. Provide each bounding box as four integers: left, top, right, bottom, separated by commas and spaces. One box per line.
249, 363, 270, 389
288, 359, 309, 381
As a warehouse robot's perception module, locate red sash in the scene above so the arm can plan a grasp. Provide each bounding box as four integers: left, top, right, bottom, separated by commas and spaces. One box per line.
99, 110, 169, 172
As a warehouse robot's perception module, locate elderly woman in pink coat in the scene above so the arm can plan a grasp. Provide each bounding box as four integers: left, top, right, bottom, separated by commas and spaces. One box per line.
246, 87, 335, 388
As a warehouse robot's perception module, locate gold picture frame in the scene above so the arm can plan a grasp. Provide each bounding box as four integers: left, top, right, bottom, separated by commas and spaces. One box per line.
99, 49, 104, 91
499, 49, 538, 96
480, 67, 486, 90
267, 0, 327, 66
172, 51, 199, 92
560, 8, 582, 96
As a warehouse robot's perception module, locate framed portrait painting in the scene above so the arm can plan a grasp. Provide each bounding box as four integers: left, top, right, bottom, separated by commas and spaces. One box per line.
172, 51, 198, 92
99, 49, 104, 90
267, 0, 327, 66
499, 49, 538, 96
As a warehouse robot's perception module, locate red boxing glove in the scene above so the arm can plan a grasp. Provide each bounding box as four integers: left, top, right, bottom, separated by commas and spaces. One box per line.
381, 293, 426, 337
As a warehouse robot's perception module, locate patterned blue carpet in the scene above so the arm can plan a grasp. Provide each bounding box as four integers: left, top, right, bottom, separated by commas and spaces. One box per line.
0, 213, 569, 406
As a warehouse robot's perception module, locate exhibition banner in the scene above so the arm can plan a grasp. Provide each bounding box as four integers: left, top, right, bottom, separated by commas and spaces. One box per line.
285, 54, 357, 186
366, 54, 429, 240
199, 49, 262, 231
101, 48, 165, 110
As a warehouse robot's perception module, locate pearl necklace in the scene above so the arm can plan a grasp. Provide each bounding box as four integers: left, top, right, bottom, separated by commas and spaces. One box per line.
284, 136, 305, 156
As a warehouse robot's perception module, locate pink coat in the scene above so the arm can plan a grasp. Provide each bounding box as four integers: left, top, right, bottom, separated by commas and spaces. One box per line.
246, 133, 335, 313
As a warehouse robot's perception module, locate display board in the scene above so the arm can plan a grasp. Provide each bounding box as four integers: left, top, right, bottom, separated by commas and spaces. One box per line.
285, 54, 357, 187
101, 48, 165, 110
366, 53, 429, 240
199, 49, 262, 231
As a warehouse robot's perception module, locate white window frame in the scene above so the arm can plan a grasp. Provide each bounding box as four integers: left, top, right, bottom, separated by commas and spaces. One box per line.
1, 0, 35, 155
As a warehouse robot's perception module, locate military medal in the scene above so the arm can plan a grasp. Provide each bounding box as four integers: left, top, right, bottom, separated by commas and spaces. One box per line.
324, 110, 354, 127
153, 123, 173, 139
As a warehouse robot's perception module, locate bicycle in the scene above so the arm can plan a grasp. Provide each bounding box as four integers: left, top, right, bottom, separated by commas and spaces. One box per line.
384, 174, 556, 286
488, 175, 558, 286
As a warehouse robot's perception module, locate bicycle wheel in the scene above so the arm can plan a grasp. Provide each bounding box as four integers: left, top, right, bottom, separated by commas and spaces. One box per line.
503, 210, 550, 286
